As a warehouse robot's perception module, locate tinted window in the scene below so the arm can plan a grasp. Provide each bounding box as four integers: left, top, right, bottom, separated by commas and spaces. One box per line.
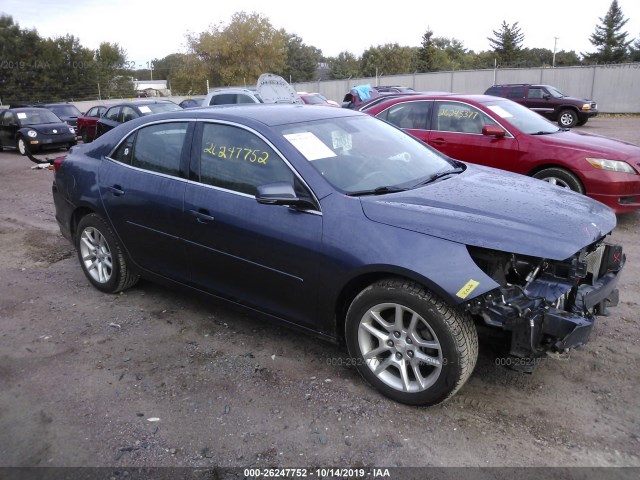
112, 133, 136, 165
378, 101, 430, 130
199, 123, 293, 195
507, 86, 525, 99
130, 123, 188, 176
16, 109, 61, 125
484, 86, 503, 96
105, 107, 120, 121
48, 105, 82, 117
433, 102, 496, 134
210, 94, 236, 105
237, 94, 256, 104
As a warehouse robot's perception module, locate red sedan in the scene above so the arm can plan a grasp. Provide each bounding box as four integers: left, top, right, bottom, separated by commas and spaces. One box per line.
362, 94, 640, 214
76, 105, 107, 143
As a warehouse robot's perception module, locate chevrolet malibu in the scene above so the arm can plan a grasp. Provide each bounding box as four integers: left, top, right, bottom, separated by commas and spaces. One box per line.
52, 105, 624, 406
362, 94, 640, 214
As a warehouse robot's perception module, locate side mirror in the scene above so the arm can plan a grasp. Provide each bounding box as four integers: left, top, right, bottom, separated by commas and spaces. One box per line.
543, 93, 551, 100
256, 182, 316, 209
482, 125, 506, 137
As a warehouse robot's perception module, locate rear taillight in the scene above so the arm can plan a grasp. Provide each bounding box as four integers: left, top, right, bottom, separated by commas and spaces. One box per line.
52, 156, 66, 172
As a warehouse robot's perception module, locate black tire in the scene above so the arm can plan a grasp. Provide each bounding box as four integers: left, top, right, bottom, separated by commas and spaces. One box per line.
557, 109, 578, 128
532, 167, 584, 193
576, 119, 588, 127
17, 136, 28, 156
75, 213, 139, 294
81, 129, 91, 143
345, 278, 478, 406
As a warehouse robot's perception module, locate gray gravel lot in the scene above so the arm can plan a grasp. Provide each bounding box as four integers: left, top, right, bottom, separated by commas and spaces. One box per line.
0, 116, 639, 470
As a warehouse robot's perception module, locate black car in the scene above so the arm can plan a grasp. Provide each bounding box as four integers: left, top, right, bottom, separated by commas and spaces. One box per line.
37, 102, 83, 129
0, 107, 77, 155
96, 100, 183, 137
52, 104, 623, 406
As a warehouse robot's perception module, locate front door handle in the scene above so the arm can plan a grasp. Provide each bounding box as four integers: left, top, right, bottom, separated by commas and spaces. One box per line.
430, 138, 446, 146
107, 185, 125, 196
189, 209, 215, 224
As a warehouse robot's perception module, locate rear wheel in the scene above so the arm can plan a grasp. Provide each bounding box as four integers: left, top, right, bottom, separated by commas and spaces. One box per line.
345, 278, 478, 406
557, 109, 578, 128
533, 167, 584, 193
76, 213, 139, 293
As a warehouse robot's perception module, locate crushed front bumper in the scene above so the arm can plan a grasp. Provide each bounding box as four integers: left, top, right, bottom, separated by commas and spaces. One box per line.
468, 243, 624, 358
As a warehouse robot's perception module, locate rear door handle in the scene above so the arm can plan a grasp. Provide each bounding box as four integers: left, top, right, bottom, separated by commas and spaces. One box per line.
189, 209, 215, 224
107, 185, 125, 196
430, 138, 446, 146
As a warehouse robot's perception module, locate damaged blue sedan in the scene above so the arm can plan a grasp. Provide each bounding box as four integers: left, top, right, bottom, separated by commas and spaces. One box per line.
51, 104, 624, 406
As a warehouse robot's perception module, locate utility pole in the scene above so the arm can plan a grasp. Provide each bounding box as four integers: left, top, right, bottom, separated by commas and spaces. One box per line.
552, 37, 559, 68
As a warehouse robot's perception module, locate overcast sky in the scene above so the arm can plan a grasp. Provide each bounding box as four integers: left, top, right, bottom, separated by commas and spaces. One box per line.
3, 0, 640, 68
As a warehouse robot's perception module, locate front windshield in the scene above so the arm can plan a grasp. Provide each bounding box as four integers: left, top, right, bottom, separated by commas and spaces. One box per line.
144, 102, 183, 114
18, 109, 63, 125
48, 105, 82, 117
481, 99, 560, 135
545, 86, 565, 98
276, 115, 456, 193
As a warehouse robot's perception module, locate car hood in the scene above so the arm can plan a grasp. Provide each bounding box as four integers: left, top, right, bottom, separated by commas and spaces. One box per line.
360, 164, 616, 261
25, 123, 72, 134
536, 130, 640, 165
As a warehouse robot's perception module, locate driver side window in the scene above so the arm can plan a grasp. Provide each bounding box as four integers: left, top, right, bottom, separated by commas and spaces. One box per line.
198, 123, 294, 195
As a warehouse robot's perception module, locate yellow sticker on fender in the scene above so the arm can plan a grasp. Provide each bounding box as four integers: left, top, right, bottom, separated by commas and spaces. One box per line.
456, 280, 480, 299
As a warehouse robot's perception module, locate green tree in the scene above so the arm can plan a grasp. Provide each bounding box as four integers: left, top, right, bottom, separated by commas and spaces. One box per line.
416, 29, 436, 72
41, 35, 98, 100
488, 21, 525, 65
327, 51, 361, 79
188, 11, 286, 87
630, 36, 640, 62
584, 0, 632, 63
168, 54, 209, 95
95, 42, 133, 98
360, 43, 414, 77
277, 33, 322, 82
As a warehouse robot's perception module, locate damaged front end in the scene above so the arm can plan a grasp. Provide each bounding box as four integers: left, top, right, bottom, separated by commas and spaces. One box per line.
465, 239, 624, 361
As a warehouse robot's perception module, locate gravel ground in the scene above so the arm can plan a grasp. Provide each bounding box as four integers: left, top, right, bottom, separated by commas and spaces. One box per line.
0, 117, 639, 471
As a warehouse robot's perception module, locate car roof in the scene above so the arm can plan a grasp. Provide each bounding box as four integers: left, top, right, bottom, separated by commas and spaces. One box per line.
106, 100, 178, 108
4, 107, 53, 113
209, 88, 258, 94
361, 93, 503, 111
150, 103, 363, 126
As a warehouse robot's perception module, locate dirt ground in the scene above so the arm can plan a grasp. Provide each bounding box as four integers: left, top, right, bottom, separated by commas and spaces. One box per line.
0, 117, 639, 471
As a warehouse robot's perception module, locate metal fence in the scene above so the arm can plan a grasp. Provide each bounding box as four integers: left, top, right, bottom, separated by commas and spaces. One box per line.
293, 63, 640, 113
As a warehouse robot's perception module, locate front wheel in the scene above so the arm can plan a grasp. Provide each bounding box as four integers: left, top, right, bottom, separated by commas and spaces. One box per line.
557, 109, 578, 128
532, 167, 584, 193
345, 279, 478, 406
76, 213, 139, 293
17, 137, 28, 156
81, 129, 91, 143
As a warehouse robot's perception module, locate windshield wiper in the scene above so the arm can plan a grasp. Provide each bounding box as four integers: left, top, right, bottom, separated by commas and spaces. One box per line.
347, 185, 408, 197
412, 167, 464, 188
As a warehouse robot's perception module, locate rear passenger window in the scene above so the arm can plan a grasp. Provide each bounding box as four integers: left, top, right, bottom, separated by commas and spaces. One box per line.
198, 123, 293, 195
378, 101, 430, 130
507, 86, 525, 99
105, 107, 120, 121
210, 94, 236, 105
130, 123, 188, 176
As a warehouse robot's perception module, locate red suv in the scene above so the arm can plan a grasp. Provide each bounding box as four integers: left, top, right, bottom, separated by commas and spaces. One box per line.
363, 93, 640, 213
484, 84, 598, 128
